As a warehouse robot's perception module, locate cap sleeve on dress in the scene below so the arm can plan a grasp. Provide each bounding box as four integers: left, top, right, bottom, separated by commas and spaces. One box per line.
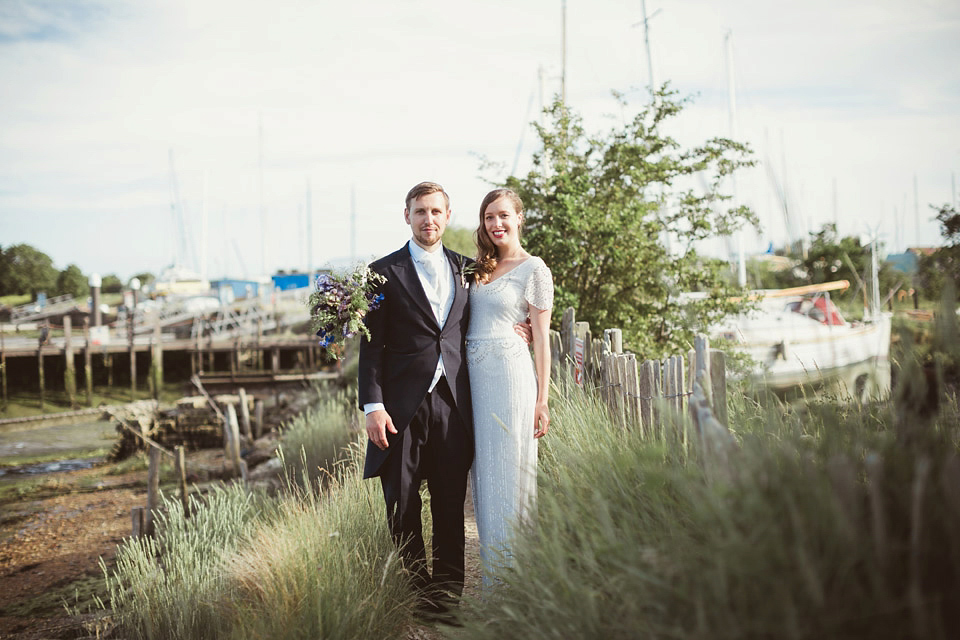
524, 258, 554, 311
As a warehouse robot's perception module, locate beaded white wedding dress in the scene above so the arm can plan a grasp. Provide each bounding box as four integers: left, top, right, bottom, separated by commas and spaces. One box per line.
466, 256, 553, 589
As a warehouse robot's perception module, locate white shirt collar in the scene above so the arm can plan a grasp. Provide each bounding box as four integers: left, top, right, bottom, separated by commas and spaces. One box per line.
408, 239, 444, 264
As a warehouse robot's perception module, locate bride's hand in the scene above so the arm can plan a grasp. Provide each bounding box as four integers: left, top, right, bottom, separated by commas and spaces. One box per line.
534, 402, 550, 438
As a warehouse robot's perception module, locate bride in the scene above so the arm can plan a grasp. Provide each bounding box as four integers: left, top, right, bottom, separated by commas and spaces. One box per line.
466, 188, 553, 589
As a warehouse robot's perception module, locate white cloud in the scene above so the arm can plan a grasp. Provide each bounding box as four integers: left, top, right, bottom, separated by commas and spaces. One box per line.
1, 0, 959, 280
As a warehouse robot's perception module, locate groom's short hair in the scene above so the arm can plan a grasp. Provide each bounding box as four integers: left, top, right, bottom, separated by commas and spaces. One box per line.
405, 181, 450, 211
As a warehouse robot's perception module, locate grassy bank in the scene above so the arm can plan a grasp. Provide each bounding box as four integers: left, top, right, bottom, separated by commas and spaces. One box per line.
455, 368, 960, 638
100, 388, 416, 640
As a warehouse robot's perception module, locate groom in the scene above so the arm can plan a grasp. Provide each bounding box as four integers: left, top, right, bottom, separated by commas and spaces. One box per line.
359, 181, 475, 611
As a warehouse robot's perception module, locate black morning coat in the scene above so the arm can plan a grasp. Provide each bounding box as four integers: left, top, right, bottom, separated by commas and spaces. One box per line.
357, 243, 475, 479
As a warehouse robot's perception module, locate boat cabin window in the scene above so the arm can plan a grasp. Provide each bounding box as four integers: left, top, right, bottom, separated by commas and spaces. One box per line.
786, 296, 846, 326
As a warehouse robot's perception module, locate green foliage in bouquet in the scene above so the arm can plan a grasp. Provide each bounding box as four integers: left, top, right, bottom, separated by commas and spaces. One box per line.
308, 265, 385, 359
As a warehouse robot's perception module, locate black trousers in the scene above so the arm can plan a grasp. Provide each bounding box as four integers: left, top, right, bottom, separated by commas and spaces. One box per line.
379, 376, 472, 599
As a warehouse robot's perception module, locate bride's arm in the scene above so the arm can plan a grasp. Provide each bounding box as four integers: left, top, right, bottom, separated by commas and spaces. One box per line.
529, 304, 552, 438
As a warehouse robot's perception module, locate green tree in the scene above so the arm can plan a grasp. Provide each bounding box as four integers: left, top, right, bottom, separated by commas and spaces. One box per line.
804, 223, 905, 306
441, 225, 477, 258
130, 272, 155, 288
918, 204, 960, 299
495, 88, 758, 357
101, 274, 123, 294
0, 244, 58, 298
56, 264, 89, 298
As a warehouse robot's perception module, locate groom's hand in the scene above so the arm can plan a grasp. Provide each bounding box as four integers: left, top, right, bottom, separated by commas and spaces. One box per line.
514, 317, 533, 345
366, 410, 397, 450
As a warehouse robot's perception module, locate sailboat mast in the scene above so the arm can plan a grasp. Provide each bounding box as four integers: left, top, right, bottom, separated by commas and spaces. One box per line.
259, 113, 267, 276
350, 185, 357, 264
306, 178, 313, 279
725, 30, 746, 287
561, 0, 567, 103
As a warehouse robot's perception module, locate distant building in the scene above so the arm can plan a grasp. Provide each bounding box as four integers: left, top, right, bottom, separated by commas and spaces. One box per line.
210, 279, 261, 302
272, 273, 313, 291
885, 247, 937, 274
150, 265, 210, 296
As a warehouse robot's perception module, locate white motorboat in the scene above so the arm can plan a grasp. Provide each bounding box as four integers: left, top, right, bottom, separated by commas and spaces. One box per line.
714, 281, 892, 400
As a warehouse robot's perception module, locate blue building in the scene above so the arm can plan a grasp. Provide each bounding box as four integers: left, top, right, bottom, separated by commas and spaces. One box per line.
210, 279, 260, 302
272, 273, 312, 291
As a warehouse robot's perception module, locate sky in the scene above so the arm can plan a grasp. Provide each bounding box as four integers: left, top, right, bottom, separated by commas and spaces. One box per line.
1, 0, 959, 282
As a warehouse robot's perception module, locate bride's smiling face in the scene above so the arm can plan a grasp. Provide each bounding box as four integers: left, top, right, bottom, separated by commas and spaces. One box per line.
483, 196, 523, 252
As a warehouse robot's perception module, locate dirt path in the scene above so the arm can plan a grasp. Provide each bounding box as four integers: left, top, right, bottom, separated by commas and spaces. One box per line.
406, 482, 482, 640
0, 466, 144, 639
0, 445, 482, 640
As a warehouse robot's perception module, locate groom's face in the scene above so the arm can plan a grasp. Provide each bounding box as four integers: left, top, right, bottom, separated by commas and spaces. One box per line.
405, 192, 451, 250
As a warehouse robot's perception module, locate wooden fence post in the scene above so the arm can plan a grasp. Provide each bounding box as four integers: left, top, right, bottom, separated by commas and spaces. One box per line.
709, 348, 728, 426
175, 445, 190, 518
560, 307, 576, 366
145, 445, 161, 536
638, 359, 657, 440
623, 353, 640, 432
549, 330, 563, 379
63, 316, 77, 409
614, 354, 629, 429
603, 328, 623, 355
590, 337, 604, 384
573, 321, 590, 386
602, 353, 618, 423
692, 336, 711, 426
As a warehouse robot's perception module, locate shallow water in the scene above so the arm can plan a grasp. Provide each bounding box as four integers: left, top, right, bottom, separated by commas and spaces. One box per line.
0, 458, 99, 476
0, 420, 116, 464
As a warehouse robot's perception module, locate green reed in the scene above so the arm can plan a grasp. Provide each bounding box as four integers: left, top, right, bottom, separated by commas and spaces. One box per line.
102, 392, 414, 639
457, 345, 960, 638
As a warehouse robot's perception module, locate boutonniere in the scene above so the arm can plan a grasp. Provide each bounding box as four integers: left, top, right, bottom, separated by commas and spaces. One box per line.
458, 257, 477, 289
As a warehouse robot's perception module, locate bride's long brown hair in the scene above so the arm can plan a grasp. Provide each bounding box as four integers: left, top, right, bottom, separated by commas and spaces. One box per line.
474, 188, 524, 284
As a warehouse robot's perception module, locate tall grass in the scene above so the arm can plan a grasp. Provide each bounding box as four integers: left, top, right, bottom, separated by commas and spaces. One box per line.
458, 366, 960, 638
277, 385, 358, 491
102, 391, 415, 640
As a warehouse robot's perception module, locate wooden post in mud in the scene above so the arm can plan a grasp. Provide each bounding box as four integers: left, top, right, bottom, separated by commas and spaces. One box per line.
37, 344, 45, 410
83, 318, 93, 406
238, 387, 252, 440
128, 314, 137, 400
0, 328, 7, 411
150, 323, 163, 400
105, 352, 113, 387
224, 404, 248, 481
175, 445, 190, 518
63, 316, 77, 409
145, 445, 161, 536
256, 317, 264, 370
195, 323, 204, 375
254, 398, 264, 439
206, 323, 215, 372
131, 506, 145, 538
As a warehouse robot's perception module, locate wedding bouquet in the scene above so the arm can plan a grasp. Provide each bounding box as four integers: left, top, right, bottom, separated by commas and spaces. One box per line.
308, 265, 385, 359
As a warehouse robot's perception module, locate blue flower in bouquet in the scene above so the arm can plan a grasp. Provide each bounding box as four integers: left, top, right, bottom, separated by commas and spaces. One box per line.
308, 265, 385, 359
